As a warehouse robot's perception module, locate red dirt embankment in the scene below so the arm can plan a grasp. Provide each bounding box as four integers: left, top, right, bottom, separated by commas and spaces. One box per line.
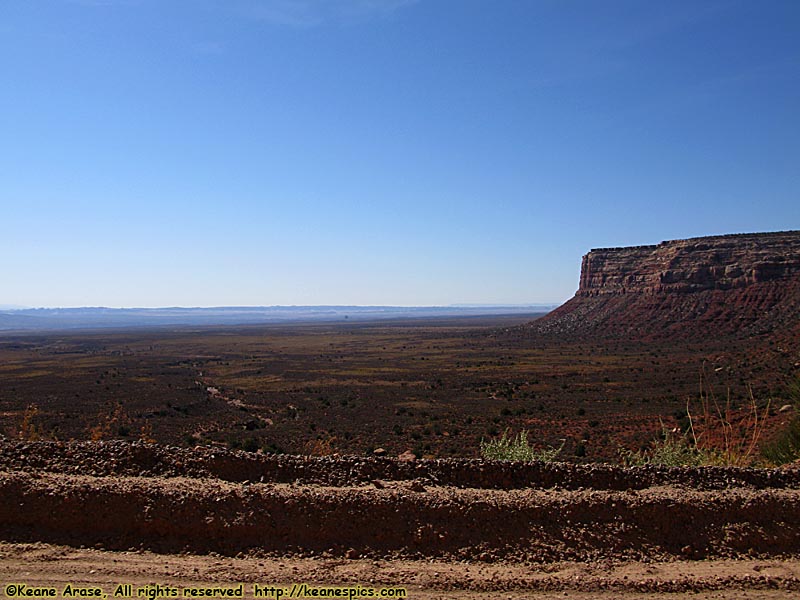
1, 441, 800, 565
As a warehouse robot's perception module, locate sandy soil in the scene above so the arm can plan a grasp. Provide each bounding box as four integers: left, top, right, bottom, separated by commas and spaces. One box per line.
2, 543, 799, 599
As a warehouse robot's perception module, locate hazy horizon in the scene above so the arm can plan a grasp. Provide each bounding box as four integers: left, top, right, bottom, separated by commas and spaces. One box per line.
3, 1, 798, 308
0, 303, 557, 332
2, 302, 561, 311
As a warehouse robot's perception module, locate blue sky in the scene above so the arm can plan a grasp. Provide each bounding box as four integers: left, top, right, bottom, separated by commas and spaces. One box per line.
2, 0, 798, 307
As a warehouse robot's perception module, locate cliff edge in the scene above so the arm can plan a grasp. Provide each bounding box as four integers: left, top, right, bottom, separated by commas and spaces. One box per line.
532, 231, 800, 339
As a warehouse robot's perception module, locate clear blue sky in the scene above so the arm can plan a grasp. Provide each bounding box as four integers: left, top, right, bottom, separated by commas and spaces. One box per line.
2, 0, 798, 308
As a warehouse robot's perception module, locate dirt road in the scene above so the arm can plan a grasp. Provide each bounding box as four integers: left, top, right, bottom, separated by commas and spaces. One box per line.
2, 543, 799, 599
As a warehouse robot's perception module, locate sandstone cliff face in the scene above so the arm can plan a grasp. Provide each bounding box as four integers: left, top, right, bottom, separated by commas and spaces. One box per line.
578, 231, 800, 296
533, 231, 800, 339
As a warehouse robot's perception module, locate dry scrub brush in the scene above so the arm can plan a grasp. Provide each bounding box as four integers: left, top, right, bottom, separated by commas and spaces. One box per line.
762, 377, 800, 465
480, 429, 563, 462
87, 402, 130, 441
685, 377, 770, 467
620, 422, 708, 467
623, 370, 771, 467
17, 404, 42, 441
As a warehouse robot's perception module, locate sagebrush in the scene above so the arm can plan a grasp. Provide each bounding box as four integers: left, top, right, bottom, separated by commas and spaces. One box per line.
480, 429, 563, 462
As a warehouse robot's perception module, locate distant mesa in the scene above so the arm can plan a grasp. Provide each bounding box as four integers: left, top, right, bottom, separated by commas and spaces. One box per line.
531, 231, 800, 339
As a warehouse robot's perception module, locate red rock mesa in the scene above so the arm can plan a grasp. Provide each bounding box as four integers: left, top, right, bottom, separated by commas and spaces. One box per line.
533, 231, 800, 339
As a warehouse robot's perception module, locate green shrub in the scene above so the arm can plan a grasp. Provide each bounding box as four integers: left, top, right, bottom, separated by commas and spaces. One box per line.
480, 429, 563, 462
619, 427, 710, 467
241, 437, 260, 453
762, 415, 800, 465
762, 379, 800, 465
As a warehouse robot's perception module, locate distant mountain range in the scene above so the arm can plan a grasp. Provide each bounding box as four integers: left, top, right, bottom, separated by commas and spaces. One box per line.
0, 304, 557, 332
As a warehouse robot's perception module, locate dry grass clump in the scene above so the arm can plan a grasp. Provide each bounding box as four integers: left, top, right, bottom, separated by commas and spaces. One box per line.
686, 391, 769, 467
87, 403, 130, 441
620, 423, 709, 467
480, 429, 563, 462
623, 370, 771, 467
304, 435, 337, 456
17, 404, 42, 441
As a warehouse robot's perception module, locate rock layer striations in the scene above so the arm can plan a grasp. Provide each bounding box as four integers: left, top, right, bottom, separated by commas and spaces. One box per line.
534, 231, 800, 339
